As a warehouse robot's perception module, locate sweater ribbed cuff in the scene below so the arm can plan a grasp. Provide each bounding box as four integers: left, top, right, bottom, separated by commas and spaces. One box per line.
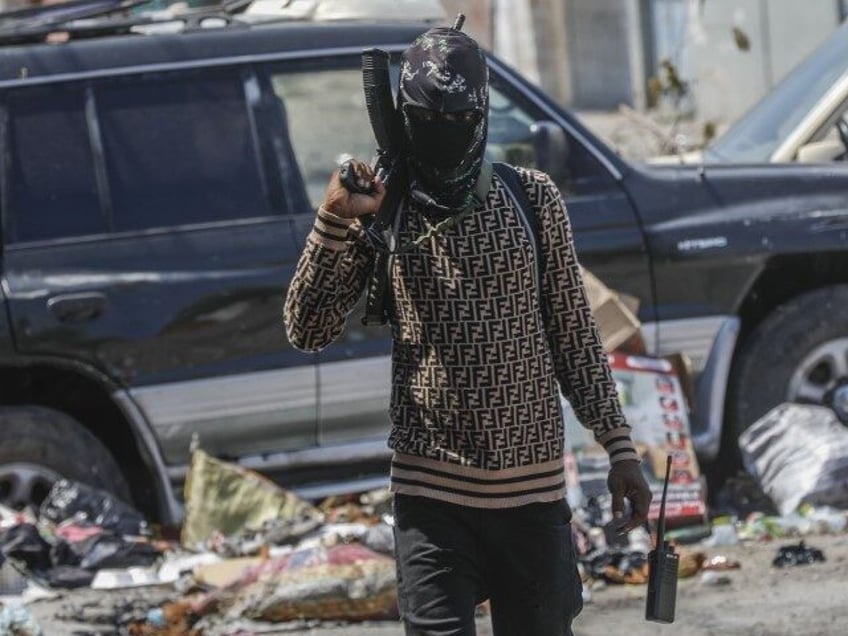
308, 206, 355, 251
597, 427, 640, 464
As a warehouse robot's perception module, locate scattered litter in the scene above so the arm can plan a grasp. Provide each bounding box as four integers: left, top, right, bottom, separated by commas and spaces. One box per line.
772, 541, 826, 568
124, 599, 201, 635
157, 552, 222, 584
193, 556, 264, 589
0, 524, 51, 571
181, 448, 324, 552
3, 425, 843, 634
677, 550, 706, 578
91, 565, 165, 590
40, 479, 148, 536
222, 543, 398, 622
586, 550, 649, 584
703, 521, 739, 546
736, 512, 785, 542
0, 603, 43, 636
0, 556, 28, 597
702, 555, 741, 571
699, 571, 732, 586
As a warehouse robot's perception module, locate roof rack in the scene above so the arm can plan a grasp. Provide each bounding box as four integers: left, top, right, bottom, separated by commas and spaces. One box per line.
0, 0, 251, 45
0, 0, 445, 46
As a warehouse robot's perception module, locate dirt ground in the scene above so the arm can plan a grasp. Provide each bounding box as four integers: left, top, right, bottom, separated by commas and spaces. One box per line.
21, 531, 847, 636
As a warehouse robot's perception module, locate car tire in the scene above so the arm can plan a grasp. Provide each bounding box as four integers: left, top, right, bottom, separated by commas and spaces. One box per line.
729, 285, 848, 438
0, 405, 131, 509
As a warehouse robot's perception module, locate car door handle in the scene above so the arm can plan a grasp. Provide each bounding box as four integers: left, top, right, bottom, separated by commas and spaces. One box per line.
47, 292, 108, 323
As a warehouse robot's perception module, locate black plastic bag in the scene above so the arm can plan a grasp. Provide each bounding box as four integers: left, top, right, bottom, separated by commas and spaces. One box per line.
51, 532, 159, 570
38, 480, 147, 536
0, 523, 51, 571
45, 565, 95, 589
772, 541, 825, 568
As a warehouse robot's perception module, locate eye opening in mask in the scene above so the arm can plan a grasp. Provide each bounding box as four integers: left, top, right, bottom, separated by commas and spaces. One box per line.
405, 105, 482, 125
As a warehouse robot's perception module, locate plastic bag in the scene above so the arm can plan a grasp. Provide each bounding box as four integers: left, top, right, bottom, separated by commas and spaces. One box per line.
39, 480, 147, 536
181, 449, 323, 550
739, 403, 848, 515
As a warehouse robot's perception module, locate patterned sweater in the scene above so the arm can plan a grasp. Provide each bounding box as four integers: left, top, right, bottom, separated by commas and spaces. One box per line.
284, 167, 638, 508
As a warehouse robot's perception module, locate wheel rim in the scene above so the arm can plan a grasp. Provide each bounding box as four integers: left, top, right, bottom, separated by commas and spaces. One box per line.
787, 337, 848, 423
0, 462, 61, 510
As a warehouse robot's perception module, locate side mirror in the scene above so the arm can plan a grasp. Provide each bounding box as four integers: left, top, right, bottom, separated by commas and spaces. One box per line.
530, 121, 569, 184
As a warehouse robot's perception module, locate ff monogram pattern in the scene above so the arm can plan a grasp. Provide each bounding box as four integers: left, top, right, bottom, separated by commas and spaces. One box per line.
284, 167, 638, 508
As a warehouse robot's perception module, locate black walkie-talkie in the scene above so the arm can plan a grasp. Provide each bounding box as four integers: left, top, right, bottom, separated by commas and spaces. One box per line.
646, 455, 679, 623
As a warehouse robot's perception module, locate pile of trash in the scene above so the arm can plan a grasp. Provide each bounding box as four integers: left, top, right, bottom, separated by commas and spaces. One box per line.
1, 444, 847, 634
0, 449, 401, 635
3, 349, 848, 634
0, 480, 160, 591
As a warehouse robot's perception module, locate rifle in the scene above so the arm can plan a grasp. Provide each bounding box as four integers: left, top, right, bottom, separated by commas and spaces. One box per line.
339, 48, 406, 326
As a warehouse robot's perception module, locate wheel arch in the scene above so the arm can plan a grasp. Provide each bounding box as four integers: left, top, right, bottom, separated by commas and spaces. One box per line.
733, 251, 848, 346
0, 358, 180, 523
715, 253, 848, 469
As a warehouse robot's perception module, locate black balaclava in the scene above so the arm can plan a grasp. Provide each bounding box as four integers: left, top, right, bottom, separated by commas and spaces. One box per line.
399, 27, 489, 216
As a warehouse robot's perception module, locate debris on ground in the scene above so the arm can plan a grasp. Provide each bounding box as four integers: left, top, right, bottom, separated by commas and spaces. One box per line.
740, 403, 848, 515
772, 541, 826, 568
181, 448, 325, 553
3, 383, 848, 634
0, 602, 43, 635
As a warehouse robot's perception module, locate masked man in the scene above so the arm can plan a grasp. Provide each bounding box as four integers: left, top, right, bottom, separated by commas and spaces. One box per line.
284, 25, 651, 636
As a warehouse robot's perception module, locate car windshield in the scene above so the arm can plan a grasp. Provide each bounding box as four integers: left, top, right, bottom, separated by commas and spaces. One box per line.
706, 21, 848, 162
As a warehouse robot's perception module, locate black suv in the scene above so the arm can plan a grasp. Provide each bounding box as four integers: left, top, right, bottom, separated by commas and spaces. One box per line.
1, 4, 846, 523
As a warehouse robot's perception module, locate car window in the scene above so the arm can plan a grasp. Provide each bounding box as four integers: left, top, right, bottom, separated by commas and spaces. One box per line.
270, 65, 374, 210
268, 60, 614, 208
487, 78, 616, 197
707, 21, 848, 162
6, 86, 105, 243
96, 71, 269, 232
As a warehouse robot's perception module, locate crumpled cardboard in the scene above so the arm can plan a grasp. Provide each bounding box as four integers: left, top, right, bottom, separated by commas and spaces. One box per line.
581, 268, 642, 353
181, 449, 324, 550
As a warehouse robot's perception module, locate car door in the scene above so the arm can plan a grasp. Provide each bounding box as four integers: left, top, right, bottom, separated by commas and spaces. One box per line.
263, 57, 394, 451
1, 69, 317, 469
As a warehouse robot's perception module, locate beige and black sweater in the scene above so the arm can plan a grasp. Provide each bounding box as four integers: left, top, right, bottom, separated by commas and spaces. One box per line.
284, 167, 638, 508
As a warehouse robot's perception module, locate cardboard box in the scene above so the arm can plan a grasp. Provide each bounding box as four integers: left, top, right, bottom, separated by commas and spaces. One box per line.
582, 268, 643, 353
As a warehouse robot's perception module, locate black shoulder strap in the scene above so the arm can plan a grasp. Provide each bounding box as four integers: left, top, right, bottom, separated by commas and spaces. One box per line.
492, 162, 544, 295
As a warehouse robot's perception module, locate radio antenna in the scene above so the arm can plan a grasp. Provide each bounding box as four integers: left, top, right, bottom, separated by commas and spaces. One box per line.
453, 13, 465, 31
657, 455, 672, 547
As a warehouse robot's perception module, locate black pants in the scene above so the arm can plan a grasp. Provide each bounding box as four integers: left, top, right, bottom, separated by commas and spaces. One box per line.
393, 494, 583, 636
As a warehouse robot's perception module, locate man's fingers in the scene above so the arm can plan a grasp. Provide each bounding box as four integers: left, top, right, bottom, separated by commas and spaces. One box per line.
632, 489, 652, 523
351, 160, 376, 190
373, 175, 386, 194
